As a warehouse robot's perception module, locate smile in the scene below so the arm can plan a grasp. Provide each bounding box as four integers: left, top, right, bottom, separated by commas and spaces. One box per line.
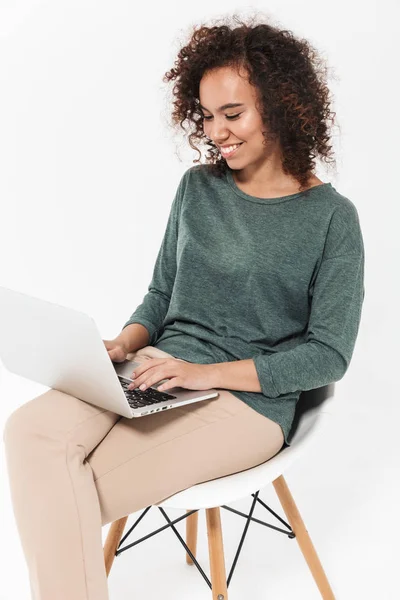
220, 143, 243, 158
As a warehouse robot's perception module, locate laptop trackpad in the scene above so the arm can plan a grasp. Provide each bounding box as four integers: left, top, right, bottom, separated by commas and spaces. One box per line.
113, 359, 143, 378
113, 359, 169, 387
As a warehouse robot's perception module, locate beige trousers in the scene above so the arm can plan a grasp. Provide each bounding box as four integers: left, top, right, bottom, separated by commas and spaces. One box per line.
3, 345, 284, 600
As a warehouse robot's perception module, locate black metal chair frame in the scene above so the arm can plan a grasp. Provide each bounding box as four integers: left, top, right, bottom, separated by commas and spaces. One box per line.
113, 489, 295, 592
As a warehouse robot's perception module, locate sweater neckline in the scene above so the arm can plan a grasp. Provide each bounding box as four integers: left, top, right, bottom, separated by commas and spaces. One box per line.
225, 168, 332, 205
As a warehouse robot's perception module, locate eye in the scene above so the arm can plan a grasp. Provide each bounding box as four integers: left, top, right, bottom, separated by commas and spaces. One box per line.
202, 113, 242, 121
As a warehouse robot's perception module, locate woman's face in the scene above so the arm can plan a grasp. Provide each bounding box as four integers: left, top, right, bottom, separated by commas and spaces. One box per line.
199, 65, 280, 168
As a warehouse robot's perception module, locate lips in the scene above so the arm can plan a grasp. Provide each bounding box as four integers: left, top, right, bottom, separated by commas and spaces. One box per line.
219, 142, 244, 158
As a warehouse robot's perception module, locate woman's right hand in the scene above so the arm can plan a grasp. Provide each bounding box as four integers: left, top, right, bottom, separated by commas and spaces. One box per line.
103, 339, 129, 363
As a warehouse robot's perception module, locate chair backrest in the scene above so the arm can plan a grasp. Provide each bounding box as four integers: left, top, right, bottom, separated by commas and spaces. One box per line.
286, 383, 336, 445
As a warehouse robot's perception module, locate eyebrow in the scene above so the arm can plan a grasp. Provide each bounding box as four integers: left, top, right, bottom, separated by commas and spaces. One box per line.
198, 102, 245, 112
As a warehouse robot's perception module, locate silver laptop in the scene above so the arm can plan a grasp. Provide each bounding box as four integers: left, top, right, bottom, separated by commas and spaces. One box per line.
0, 286, 219, 418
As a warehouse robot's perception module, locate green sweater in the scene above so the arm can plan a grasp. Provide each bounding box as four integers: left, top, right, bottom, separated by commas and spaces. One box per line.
122, 165, 365, 446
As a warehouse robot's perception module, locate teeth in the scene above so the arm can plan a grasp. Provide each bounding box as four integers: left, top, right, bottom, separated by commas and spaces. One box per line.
221, 144, 240, 154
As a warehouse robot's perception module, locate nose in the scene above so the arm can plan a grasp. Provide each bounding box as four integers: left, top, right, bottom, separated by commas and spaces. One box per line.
206, 121, 232, 145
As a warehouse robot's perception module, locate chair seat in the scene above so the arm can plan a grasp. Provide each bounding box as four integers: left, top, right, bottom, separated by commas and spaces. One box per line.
156, 408, 333, 510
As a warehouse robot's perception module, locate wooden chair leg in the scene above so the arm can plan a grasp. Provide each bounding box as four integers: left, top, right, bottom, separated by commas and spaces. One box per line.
103, 516, 128, 577
272, 475, 335, 599
186, 509, 199, 564
205, 507, 229, 600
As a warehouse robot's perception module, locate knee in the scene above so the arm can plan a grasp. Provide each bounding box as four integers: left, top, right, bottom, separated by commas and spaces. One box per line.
3, 403, 30, 446
3, 390, 55, 445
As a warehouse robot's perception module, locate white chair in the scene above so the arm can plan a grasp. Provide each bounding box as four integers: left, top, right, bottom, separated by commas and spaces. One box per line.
104, 383, 336, 599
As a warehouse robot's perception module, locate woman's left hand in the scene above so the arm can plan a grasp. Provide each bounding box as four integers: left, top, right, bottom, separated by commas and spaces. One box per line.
128, 358, 217, 392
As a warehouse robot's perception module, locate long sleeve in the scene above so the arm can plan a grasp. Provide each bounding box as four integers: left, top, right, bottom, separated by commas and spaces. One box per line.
121, 171, 187, 345
253, 203, 365, 398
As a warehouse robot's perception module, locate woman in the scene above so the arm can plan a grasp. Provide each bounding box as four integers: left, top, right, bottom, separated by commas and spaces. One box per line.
3, 14, 365, 600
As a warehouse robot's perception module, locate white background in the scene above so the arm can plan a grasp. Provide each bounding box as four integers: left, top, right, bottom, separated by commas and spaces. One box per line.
0, 1, 398, 599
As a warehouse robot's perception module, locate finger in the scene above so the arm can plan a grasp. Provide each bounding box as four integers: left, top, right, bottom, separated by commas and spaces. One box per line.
158, 377, 180, 391
130, 358, 165, 379
130, 363, 151, 380
135, 370, 171, 392
127, 367, 164, 390
128, 359, 179, 389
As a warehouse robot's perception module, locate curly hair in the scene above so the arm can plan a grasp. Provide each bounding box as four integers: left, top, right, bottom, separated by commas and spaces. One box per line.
162, 12, 338, 191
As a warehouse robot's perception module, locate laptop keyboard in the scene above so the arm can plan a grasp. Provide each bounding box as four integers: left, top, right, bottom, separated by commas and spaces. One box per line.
118, 376, 177, 409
